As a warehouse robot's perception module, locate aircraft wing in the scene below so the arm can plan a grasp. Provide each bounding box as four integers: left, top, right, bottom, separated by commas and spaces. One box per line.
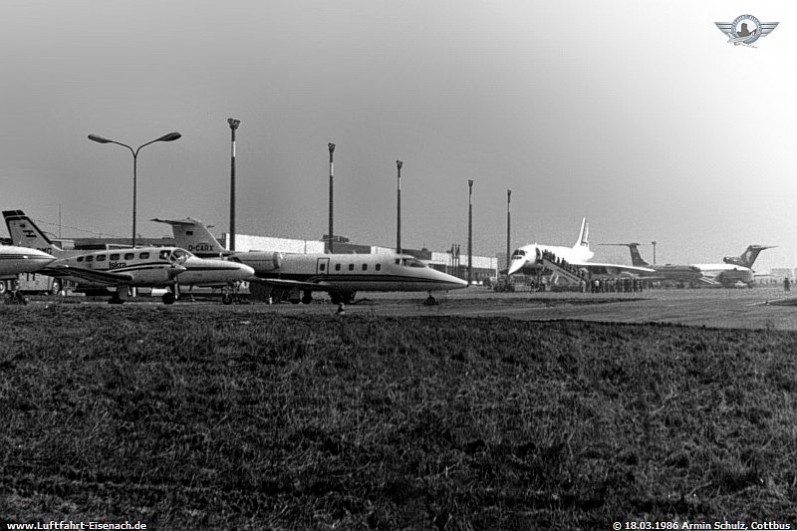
38, 265, 135, 285
569, 261, 656, 276
249, 277, 332, 290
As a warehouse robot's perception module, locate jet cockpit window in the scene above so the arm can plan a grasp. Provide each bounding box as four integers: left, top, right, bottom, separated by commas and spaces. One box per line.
400, 258, 426, 268
511, 249, 525, 259
159, 250, 171, 260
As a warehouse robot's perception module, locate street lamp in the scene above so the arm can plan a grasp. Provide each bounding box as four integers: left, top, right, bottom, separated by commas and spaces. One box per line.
88, 131, 181, 248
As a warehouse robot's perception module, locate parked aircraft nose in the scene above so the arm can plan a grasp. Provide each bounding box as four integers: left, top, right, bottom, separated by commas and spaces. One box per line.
233, 262, 255, 280
507, 257, 526, 276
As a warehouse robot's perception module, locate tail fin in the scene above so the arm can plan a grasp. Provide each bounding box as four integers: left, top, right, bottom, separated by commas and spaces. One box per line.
573, 218, 589, 249
723, 245, 775, 268
151, 217, 228, 257
626, 243, 650, 267
597, 242, 650, 266
3, 210, 63, 255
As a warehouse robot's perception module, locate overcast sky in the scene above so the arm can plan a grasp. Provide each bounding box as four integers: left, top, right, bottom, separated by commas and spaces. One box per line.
1, 1, 794, 270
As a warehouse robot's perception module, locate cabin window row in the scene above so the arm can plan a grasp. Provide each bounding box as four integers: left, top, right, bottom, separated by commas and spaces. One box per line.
77, 252, 150, 263
319, 263, 383, 272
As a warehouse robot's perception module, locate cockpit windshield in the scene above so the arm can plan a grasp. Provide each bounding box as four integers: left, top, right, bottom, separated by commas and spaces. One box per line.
511, 249, 525, 259
395, 257, 427, 268
167, 248, 194, 264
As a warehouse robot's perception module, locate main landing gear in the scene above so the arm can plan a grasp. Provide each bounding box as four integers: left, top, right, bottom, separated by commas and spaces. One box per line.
424, 291, 437, 306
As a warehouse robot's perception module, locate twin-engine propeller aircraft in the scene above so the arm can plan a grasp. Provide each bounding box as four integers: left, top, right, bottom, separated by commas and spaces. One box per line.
507, 218, 655, 280
605, 242, 774, 288
3, 210, 254, 304
152, 217, 468, 305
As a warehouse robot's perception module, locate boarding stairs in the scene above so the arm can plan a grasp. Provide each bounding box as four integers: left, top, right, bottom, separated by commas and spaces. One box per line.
540, 257, 587, 285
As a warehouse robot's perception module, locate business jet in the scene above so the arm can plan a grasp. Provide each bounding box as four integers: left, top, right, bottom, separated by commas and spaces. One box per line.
3, 210, 254, 304
609, 242, 774, 288
507, 218, 655, 281
0, 244, 55, 276
0, 243, 56, 301
152, 217, 468, 305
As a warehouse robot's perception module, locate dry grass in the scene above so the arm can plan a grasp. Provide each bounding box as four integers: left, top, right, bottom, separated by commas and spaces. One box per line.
2, 305, 797, 529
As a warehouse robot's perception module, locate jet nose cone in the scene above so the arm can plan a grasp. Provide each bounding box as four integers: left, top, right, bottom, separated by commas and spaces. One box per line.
507, 258, 525, 276
237, 263, 256, 279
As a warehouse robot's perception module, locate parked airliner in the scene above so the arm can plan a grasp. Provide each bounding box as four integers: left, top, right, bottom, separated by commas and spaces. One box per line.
4, 210, 254, 304
152, 217, 467, 304
609, 242, 774, 288
507, 218, 655, 278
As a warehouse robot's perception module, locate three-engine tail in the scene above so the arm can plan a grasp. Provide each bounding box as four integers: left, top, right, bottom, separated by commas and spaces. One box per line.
723, 245, 776, 268
598, 243, 650, 267
151, 217, 228, 258
3, 210, 64, 256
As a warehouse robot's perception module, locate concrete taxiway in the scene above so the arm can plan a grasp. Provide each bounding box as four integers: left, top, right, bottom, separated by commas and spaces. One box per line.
28, 285, 797, 331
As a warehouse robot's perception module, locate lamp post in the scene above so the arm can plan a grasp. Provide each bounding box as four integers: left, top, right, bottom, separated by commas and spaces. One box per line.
88, 131, 181, 249
396, 160, 403, 254
506, 189, 511, 270
468, 179, 474, 285
328, 143, 335, 253
651, 240, 657, 265
228, 118, 240, 251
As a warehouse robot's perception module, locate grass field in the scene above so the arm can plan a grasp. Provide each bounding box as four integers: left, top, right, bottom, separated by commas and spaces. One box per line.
2, 304, 797, 529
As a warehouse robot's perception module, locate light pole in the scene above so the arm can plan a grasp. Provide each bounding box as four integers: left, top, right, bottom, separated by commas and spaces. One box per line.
651, 240, 657, 265
328, 143, 335, 253
468, 179, 474, 285
88, 132, 181, 249
506, 189, 511, 270
228, 118, 240, 252
396, 160, 403, 254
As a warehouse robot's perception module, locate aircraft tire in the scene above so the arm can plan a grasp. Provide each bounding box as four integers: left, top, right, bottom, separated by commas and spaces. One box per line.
162, 292, 176, 305
0, 281, 6, 295
222, 293, 233, 305
424, 295, 436, 306
330, 293, 342, 305
51, 280, 62, 296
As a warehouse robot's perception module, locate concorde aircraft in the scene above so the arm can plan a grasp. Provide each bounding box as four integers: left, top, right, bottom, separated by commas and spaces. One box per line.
507, 218, 655, 280
152, 217, 467, 305
3, 210, 254, 304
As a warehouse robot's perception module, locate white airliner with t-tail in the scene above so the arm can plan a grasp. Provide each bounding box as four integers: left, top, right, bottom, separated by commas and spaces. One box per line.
3, 210, 254, 304
152, 217, 468, 304
507, 218, 655, 280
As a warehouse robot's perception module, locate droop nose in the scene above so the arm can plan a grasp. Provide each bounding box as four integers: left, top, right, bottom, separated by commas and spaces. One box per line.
507, 256, 526, 275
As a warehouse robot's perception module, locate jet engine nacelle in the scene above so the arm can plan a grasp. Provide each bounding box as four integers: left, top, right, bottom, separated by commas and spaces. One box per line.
723, 256, 742, 266
272, 252, 282, 270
